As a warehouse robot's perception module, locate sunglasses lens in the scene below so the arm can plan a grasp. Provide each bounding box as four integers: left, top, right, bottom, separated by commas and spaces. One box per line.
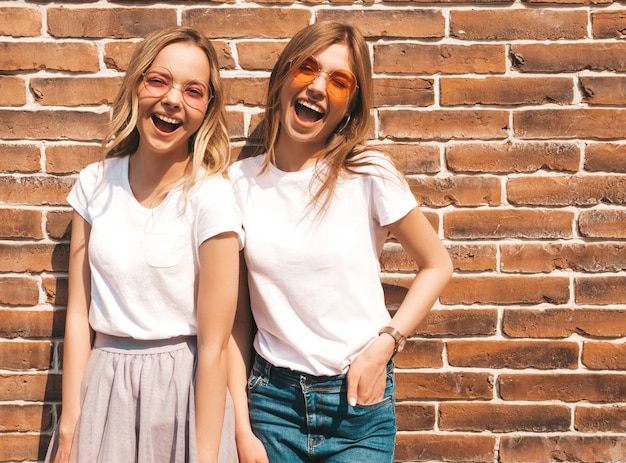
291, 56, 357, 98
182, 82, 211, 107
144, 69, 171, 97
143, 67, 211, 109
292, 57, 319, 83
328, 71, 356, 98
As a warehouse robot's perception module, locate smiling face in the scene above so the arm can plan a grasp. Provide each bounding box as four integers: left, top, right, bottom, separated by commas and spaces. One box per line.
277, 42, 356, 156
136, 42, 211, 160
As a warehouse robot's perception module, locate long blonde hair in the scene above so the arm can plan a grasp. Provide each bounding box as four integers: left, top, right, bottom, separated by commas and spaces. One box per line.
102, 26, 230, 192
258, 21, 379, 211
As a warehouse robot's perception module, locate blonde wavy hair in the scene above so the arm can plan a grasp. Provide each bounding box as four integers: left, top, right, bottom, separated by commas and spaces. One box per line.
257, 21, 378, 211
102, 26, 230, 192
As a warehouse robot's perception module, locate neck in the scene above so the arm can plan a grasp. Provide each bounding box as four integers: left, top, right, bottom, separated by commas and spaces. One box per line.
128, 150, 190, 207
273, 136, 324, 172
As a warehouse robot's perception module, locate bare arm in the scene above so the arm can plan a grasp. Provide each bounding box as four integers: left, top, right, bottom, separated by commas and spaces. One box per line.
54, 212, 93, 463
227, 253, 268, 463
347, 207, 453, 405
195, 232, 240, 463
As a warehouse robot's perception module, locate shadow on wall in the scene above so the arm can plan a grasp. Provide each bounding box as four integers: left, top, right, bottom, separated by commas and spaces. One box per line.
39, 222, 72, 460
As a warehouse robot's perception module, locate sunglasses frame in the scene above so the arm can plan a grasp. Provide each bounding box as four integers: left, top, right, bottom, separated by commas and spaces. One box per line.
141, 65, 213, 110
289, 55, 359, 99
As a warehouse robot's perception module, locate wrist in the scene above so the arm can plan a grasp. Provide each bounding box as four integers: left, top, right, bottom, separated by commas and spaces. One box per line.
378, 325, 407, 353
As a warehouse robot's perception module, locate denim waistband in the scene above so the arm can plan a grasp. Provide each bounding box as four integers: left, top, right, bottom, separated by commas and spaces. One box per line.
252, 352, 393, 387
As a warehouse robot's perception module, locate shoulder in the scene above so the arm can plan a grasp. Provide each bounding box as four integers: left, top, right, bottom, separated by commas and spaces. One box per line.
348, 149, 402, 178
228, 154, 266, 181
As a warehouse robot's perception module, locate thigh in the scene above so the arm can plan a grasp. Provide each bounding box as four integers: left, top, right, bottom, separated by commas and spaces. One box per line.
322, 368, 397, 463
248, 367, 309, 463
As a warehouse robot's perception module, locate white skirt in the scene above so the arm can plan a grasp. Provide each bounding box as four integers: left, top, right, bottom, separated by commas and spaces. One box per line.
46, 333, 238, 463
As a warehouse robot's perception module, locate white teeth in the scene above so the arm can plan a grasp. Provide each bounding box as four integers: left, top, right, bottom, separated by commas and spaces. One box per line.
154, 114, 181, 125
299, 100, 324, 114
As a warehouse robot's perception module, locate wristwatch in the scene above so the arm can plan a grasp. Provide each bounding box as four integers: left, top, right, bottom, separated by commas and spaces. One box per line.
378, 326, 407, 353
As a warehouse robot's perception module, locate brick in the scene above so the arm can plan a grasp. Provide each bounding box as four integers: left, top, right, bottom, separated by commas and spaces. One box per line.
0, 340, 52, 370
45, 144, 102, 174
45, 210, 73, 240
446, 142, 580, 173
0, 110, 107, 141
374, 78, 434, 107
448, 340, 579, 369
447, 244, 497, 271
417, 309, 498, 337
224, 77, 268, 107
441, 276, 570, 305
395, 403, 435, 431
511, 43, 626, 73
440, 403, 571, 432
184, 8, 311, 39
374, 43, 506, 74
524, 0, 611, 4
440, 77, 573, 106
0, 404, 53, 432
0, 373, 61, 401
380, 109, 509, 141
396, 372, 493, 400
585, 143, 626, 173
508, 175, 626, 206
444, 209, 574, 239
0, 176, 75, 206
0, 144, 41, 172
579, 209, 626, 239
0, 243, 69, 273
0, 7, 42, 37
104, 40, 136, 71
31, 76, 122, 106
394, 340, 444, 368
592, 10, 626, 39
0, 277, 40, 306
576, 276, 626, 305
515, 109, 626, 140
0, 76, 27, 106
395, 434, 495, 462
0, 42, 99, 72
42, 277, 68, 306
580, 76, 626, 105
501, 243, 626, 273
236, 41, 285, 71
317, 9, 445, 39
384, 143, 440, 174
500, 435, 626, 463
503, 308, 626, 338
582, 342, 626, 370
499, 374, 626, 402
450, 9, 586, 40
47, 8, 176, 38
576, 405, 626, 432
408, 176, 501, 207
0, 208, 43, 239
0, 433, 49, 462
0, 310, 65, 339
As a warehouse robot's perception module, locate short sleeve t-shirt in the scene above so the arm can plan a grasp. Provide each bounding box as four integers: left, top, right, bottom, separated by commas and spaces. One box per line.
68, 156, 244, 340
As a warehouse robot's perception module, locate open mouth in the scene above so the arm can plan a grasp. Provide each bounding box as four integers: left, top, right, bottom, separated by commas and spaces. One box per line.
152, 114, 181, 133
295, 100, 324, 123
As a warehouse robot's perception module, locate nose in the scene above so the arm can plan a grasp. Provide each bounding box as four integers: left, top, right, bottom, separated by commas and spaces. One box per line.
162, 82, 184, 106
308, 71, 330, 95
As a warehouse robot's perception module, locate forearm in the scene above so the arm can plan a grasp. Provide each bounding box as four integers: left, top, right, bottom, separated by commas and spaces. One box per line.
196, 344, 229, 463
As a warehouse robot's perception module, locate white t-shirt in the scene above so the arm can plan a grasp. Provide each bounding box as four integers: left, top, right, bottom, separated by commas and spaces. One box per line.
67, 156, 244, 340
229, 152, 417, 376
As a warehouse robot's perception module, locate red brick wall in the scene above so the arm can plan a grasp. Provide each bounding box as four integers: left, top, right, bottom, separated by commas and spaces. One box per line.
1, 2, 625, 462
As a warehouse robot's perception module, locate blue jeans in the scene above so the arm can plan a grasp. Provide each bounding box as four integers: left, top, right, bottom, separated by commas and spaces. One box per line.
247, 353, 397, 463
